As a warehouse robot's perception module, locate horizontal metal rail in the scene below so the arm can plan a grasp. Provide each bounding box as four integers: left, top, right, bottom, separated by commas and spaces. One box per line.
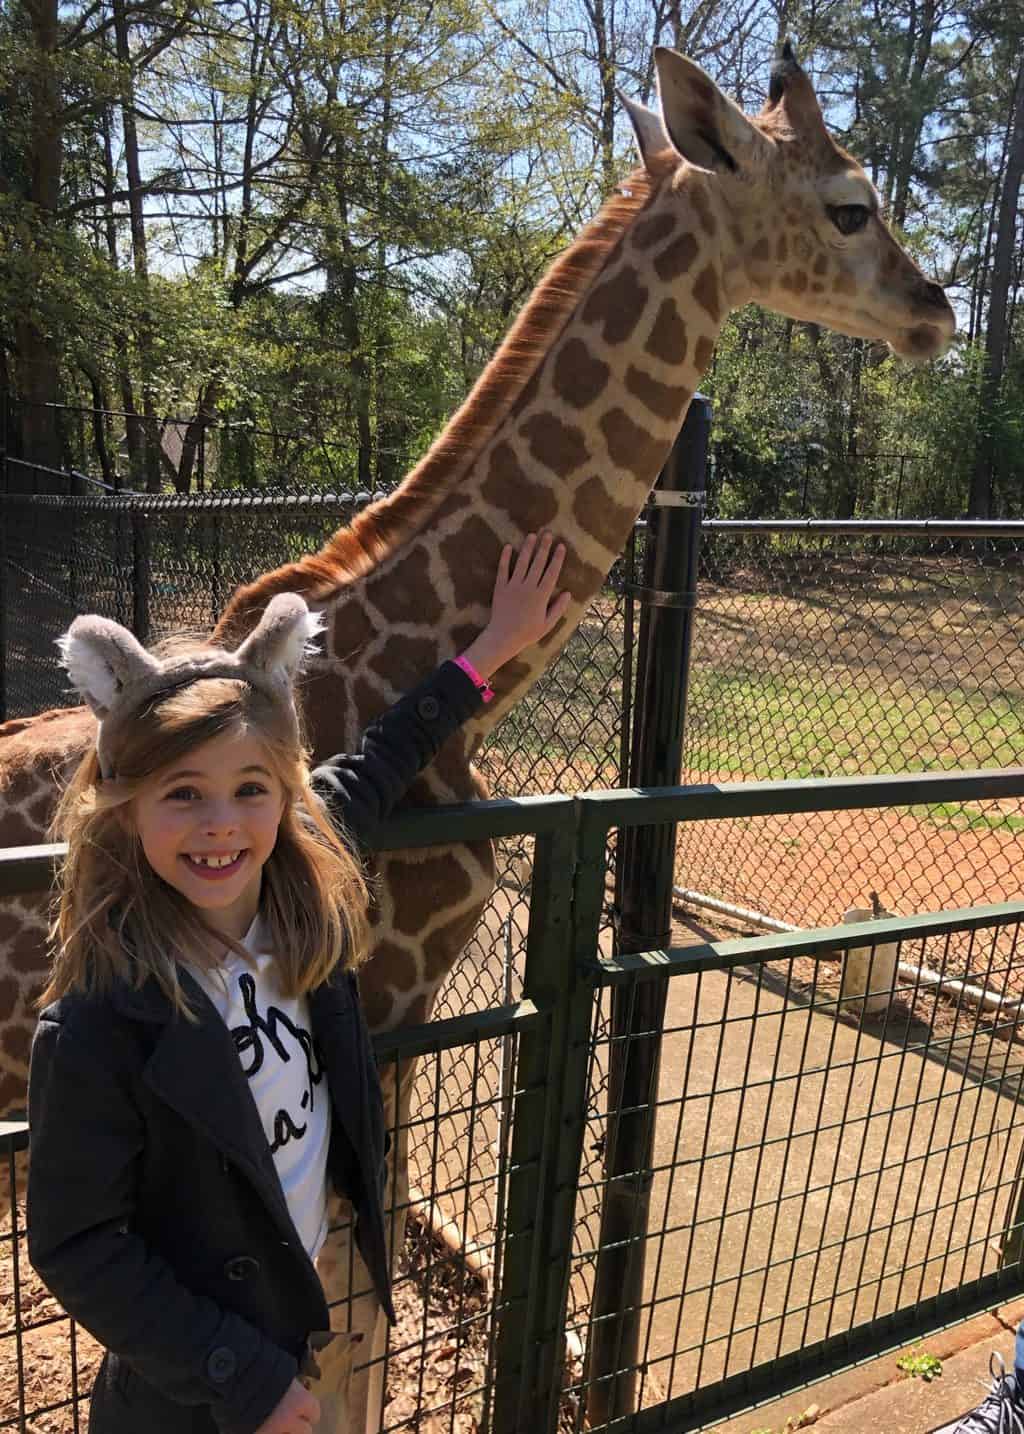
702, 517, 1024, 536
0, 793, 578, 896
585, 899, 1024, 983
580, 767, 1024, 829
6, 770, 1024, 896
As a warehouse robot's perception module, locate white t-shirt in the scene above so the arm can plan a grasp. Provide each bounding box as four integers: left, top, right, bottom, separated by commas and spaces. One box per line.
187, 916, 331, 1260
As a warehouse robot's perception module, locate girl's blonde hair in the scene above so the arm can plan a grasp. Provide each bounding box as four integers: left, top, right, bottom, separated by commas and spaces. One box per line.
41, 642, 369, 1017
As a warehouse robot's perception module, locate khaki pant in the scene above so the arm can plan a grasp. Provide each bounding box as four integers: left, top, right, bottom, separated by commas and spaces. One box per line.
300, 1331, 364, 1432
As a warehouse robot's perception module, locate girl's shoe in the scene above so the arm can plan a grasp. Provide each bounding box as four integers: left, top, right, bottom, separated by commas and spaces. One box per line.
934, 1354, 1024, 1433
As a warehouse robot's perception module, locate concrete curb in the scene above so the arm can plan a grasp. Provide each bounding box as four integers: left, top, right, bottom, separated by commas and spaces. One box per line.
709, 1301, 1024, 1433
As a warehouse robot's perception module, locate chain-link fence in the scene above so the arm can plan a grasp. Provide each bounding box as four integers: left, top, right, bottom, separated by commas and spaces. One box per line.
677, 525, 1024, 985
0, 481, 640, 1380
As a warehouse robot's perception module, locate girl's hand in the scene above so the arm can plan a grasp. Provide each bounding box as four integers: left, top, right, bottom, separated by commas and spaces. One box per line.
253, 1378, 321, 1433
460, 532, 571, 679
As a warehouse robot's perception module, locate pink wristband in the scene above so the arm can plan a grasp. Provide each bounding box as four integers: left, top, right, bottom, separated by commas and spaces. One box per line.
454, 653, 495, 704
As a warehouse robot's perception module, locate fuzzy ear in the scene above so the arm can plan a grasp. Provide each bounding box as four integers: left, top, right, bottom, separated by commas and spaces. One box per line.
56, 616, 161, 719
654, 47, 768, 173
231, 593, 324, 684
619, 90, 673, 168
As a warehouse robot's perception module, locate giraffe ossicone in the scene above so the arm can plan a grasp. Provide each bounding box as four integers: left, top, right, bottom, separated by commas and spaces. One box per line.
0, 44, 954, 1433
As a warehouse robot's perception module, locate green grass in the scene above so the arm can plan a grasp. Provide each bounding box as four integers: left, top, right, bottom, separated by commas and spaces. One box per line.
685, 670, 1024, 784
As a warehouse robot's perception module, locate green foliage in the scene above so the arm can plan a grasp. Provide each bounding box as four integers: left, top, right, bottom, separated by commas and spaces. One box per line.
896, 1349, 943, 1381
1, 0, 1021, 502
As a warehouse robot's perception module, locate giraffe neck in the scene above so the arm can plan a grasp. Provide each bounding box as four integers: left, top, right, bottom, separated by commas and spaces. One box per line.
304, 164, 733, 755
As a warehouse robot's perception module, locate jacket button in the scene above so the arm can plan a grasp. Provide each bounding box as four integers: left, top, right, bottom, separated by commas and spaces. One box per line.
224, 1255, 260, 1281
416, 695, 440, 721
206, 1347, 237, 1383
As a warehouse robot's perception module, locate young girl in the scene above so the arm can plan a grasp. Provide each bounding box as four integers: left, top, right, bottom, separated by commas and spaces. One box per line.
27, 533, 569, 1434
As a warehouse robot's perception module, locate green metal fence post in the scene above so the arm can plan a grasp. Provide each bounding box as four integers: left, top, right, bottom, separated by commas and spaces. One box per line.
589, 396, 712, 1424
491, 805, 606, 1434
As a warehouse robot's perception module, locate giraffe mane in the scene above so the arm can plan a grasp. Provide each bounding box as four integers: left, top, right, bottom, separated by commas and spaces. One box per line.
216, 156, 676, 641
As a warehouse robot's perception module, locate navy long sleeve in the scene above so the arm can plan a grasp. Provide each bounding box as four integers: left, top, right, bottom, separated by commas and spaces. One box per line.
309, 660, 483, 851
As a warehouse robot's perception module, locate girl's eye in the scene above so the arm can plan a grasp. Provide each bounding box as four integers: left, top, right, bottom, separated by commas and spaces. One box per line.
827, 203, 870, 236
238, 783, 268, 797
165, 786, 200, 802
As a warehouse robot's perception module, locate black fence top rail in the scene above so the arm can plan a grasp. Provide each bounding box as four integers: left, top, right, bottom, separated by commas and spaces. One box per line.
703, 518, 1024, 537
1, 489, 390, 511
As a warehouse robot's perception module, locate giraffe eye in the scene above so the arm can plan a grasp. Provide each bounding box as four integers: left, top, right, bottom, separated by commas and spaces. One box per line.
827, 204, 870, 236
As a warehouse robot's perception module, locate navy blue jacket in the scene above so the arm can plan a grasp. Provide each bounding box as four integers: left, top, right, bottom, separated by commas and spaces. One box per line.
27, 662, 483, 1434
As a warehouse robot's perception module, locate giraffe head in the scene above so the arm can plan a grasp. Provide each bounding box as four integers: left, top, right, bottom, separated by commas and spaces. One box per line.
623, 43, 955, 361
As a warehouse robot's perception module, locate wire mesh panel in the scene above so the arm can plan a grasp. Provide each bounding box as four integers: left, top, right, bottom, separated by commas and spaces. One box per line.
568, 904, 1024, 1430
1, 1121, 100, 1432
680, 529, 1024, 934
0, 1013, 543, 1434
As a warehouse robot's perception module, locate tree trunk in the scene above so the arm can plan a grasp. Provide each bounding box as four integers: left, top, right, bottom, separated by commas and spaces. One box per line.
112, 0, 162, 492
13, 0, 63, 469
969, 55, 1024, 518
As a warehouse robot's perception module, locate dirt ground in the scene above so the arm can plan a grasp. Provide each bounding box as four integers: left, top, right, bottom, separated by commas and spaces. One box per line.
0, 1208, 507, 1434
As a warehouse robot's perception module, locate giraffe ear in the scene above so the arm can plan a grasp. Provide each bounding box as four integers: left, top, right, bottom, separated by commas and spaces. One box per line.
654, 47, 767, 174
56, 616, 161, 720
618, 91, 673, 168
230, 592, 324, 686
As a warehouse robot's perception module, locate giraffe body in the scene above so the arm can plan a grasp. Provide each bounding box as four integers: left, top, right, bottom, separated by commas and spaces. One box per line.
0, 46, 954, 1431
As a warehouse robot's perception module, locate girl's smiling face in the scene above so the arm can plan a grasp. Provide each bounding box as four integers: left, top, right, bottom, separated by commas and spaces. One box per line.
131, 729, 287, 941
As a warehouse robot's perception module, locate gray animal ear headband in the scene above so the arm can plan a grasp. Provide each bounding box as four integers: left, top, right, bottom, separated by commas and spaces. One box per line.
56, 593, 324, 778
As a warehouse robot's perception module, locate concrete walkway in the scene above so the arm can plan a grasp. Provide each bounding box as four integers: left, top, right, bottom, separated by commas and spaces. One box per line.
715, 1297, 1024, 1433
622, 953, 1024, 1404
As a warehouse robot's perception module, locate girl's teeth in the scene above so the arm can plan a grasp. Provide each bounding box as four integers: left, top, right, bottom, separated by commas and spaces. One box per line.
193, 852, 240, 868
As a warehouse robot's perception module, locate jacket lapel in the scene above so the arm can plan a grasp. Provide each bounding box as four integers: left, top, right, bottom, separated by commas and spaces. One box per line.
113, 970, 303, 1250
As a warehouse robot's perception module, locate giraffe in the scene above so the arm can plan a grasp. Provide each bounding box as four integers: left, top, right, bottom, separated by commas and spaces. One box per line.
1, 42, 953, 1431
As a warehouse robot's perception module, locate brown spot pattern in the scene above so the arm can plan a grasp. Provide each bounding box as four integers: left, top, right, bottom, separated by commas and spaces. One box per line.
387, 853, 473, 936
370, 941, 418, 992
300, 672, 351, 758
751, 237, 771, 263
552, 338, 610, 410
633, 213, 676, 250
482, 441, 559, 528
440, 514, 506, 610
369, 634, 439, 691
403, 993, 430, 1026
359, 978, 393, 1032
582, 265, 649, 345
834, 268, 857, 296
654, 232, 699, 282
519, 413, 589, 478
600, 408, 666, 480
694, 336, 715, 372
450, 624, 478, 654
645, 300, 688, 365
423, 908, 483, 983
354, 676, 388, 727
365, 547, 441, 625
776, 234, 789, 262
813, 254, 828, 276
572, 476, 640, 553
692, 265, 722, 323
2, 1023, 30, 1065
691, 186, 717, 237
626, 365, 691, 422
558, 549, 609, 604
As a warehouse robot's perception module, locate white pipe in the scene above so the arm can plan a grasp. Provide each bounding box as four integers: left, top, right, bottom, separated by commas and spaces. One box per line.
672, 886, 1024, 1017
